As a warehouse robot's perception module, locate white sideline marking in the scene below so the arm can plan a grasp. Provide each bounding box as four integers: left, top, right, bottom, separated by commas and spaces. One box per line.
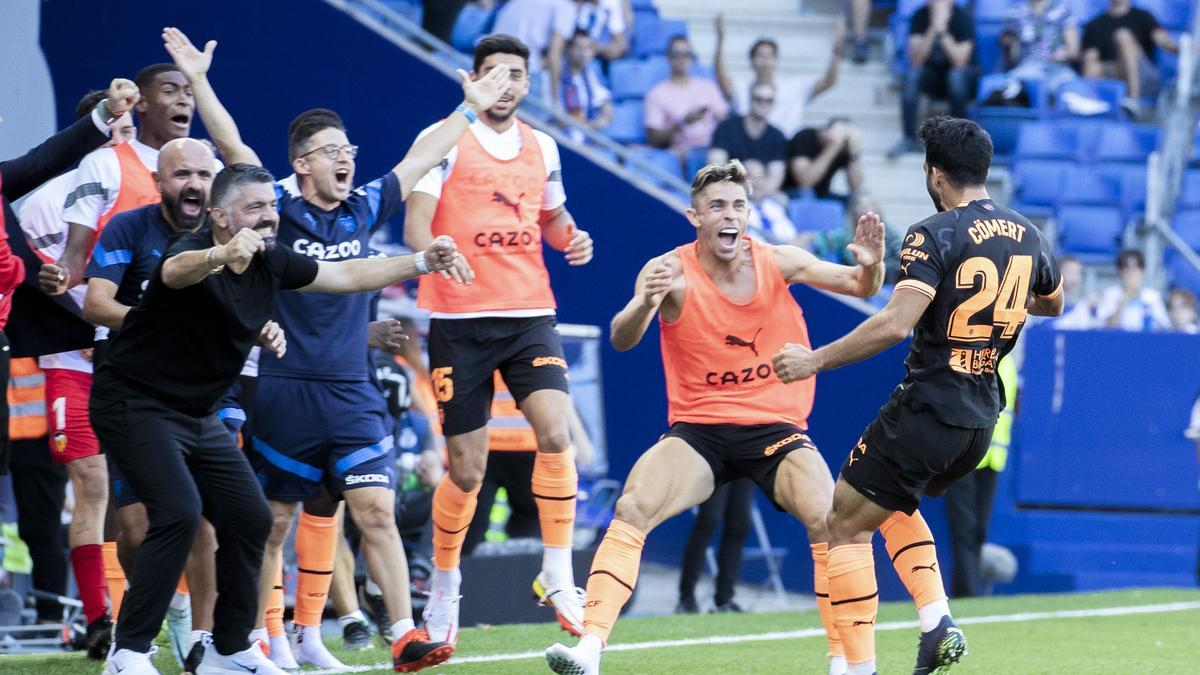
309, 600, 1200, 673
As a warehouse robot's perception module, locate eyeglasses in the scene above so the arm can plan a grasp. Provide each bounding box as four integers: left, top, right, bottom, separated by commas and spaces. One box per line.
300, 144, 359, 160
668, 51, 694, 59
751, 96, 775, 104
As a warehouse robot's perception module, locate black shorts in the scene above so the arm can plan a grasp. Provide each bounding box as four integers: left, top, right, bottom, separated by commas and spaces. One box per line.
428, 315, 569, 437
665, 422, 817, 504
841, 398, 993, 515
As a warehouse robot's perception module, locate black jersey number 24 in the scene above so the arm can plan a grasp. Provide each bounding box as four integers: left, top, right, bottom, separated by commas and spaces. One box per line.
948, 255, 1032, 341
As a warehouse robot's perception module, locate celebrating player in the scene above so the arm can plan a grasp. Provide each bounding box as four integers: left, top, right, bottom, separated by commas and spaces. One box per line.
771, 116, 1063, 675
545, 159, 884, 675
403, 33, 595, 647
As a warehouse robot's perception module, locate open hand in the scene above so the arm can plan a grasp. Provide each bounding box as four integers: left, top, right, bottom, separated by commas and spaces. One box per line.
162, 27, 215, 81
847, 211, 884, 268
772, 343, 819, 383
459, 64, 512, 116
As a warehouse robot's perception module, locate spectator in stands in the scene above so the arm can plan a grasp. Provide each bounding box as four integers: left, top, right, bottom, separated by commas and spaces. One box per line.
423, 0, 470, 42
1000, 0, 1080, 93
888, 0, 976, 158
1051, 255, 1097, 329
845, 0, 872, 63
786, 117, 864, 201
714, 16, 846, 138
560, 29, 613, 134
548, 0, 630, 106
644, 36, 727, 162
492, 0, 566, 79
743, 159, 798, 245
1081, 0, 1178, 118
797, 194, 902, 282
708, 83, 788, 198
1167, 288, 1199, 334
1096, 249, 1171, 331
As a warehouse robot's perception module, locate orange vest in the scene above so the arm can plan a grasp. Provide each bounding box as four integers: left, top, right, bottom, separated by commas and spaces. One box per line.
7, 358, 48, 440
418, 122, 556, 313
96, 141, 160, 237
488, 373, 537, 452
661, 238, 814, 428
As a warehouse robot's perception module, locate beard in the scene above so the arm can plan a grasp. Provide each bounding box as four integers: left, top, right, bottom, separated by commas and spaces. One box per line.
161, 189, 208, 231
926, 176, 946, 213
252, 219, 278, 251
483, 104, 517, 124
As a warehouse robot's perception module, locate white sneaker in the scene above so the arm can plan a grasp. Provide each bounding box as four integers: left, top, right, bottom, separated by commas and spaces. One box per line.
545, 633, 602, 675
829, 654, 849, 675
266, 633, 299, 670
166, 602, 193, 666
196, 643, 290, 675
421, 588, 461, 645
534, 571, 586, 636
291, 624, 345, 669
103, 646, 161, 675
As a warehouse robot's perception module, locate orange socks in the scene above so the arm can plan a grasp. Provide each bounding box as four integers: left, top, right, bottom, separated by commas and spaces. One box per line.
811, 543, 843, 658
827, 543, 878, 666
582, 519, 645, 643
176, 575, 189, 597
881, 510, 947, 609
432, 477, 479, 571
532, 449, 577, 548
294, 511, 337, 627
101, 541, 124, 620
265, 560, 285, 638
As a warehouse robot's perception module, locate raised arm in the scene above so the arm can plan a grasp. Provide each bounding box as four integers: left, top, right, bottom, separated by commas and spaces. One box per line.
713, 14, 735, 101
773, 211, 884, 298
163, 27, 260, 165
611, 254, 678, 351
808, 19, 845, 102
391, 67, 513, 199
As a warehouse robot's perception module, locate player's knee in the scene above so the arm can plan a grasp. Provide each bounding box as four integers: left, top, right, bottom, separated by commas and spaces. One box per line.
266, 509, 295, 549
242, 501, 273, 544
534, 426, 571, 455
192, 519, 218, 555
161, 499, 203, 538
74, 470, 108, 504
350, 494, 397, 535
612, 494, 654, 532
448, 462, 484, 492
803, 512, 830, 543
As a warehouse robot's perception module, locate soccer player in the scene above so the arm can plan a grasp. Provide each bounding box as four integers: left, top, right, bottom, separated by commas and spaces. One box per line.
545, 159, 885, 675
161, 27, 515, 670
770, 116, 1063, 675
94, 162, 464, 675
404, 33, 595, 645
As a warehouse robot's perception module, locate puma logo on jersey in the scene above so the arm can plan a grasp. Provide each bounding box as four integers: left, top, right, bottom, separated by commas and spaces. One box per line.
912, 563, 938, 574
492, 191, 525, 222
724, 328, 762, 356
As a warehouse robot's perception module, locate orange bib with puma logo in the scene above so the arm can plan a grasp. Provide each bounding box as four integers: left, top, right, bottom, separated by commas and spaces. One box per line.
660, 237, 813, 428
418, 121, 556, 314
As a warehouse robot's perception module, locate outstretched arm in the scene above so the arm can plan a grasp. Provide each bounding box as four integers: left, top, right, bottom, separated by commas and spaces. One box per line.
163, 27, 261, 165
611, 255, 678, 351
304, 235, 464, 293
391, 67, 513, 199
774, 211, 884, 298
772, 286, 929, 382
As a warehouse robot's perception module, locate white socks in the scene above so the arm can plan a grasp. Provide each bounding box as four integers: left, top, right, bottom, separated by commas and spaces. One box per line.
542, 546, 574, 588
249, 627, 268, 645
338, 610, 367, 629
918, 598, 951, 633
389, 618, 416, 639
431, 567, 462, 597
847, 658, 876, 675
169, 591, 190, 610
829, 654, 848, 675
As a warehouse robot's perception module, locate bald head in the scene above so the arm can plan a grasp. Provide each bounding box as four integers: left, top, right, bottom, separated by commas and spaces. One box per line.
156, 138, 216, 232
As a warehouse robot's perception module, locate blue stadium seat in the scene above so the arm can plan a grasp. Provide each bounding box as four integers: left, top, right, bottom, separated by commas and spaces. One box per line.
450, 3, 494, 52
1057, 205, 1126, 260
1015, 122, 1079, 161
1059, 166, 1122, 207
1093, 124, 1159, 164
975, 21, 1006, 74
629, 0, 657, 10
1173, 209, 1200, 250
787, 198, 846, 234
1167, 251, 1200, 296
380, 0, 421, 24
1137, 0, 1193, 32
975, 108, 1041, 160
608, 58, 669, 101
630, 147, 683, 181
685, 148, 708, 182
974, 0, 1013, 22
1180, 169, 1200, 209
1054, 79, 1128, 120
976, 73, 1050, 111
1114, 163, 1148, 218
633, 18, 687, 58
606, 100, 646, 144
1066, 0, 1109, 23
1012, 159, 1073, 218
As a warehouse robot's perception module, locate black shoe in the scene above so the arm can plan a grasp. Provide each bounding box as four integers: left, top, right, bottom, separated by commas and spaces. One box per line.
83, 613, 113, 660
182, 638, 206, 675
359, 583, 392, 646
342, 619, 373, 651
392, 627, 454, 673
711, 601, 743, 613
913, 615, 967, 674
674, 597, 699, 614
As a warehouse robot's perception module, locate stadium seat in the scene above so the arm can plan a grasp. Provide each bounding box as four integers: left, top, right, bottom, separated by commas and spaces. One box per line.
976, 73, 1049, 112
1115, 164, 1148, 217
629, 0, 657, 10
974, 0, 1012, 22
1172, 209, 1200, 250
633, 18, 687, 58
608, 58, 669, 101
1137, 0, 1193, 32
684, 147, 708, 182
449, 3, 494, 51
1057, 204, 1126, 260
787, 197, 846, 234
1066, 0, 1109, 22
975, 108, 1041, 160
975, 21, 1006, 74
1059, 166, 1122, 207
1093, 124, 1159, 164
1167, 251, 1200, 295
606, 100, 646, 144
1053, 79, 1127, 120
1012, 159, 1072, 218
1015, 122, 1079, 162
630, 147, 683, 182
1177, 169, 1200, 209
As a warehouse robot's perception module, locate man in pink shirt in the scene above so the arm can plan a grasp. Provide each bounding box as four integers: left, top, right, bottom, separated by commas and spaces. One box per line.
644, 35, 727, 163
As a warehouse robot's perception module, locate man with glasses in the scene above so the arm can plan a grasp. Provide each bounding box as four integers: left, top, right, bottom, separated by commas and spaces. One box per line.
708, 82, 787, 200
645, 35, 727, 165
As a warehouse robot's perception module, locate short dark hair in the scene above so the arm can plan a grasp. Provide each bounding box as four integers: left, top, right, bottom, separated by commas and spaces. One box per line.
568, 28, 592, 45
473, 34, 530, 73
134, 63, 182, 94
287, 108, 345, 161
1168, 287, 1197, 306
211, 163, 276, 210
749, 38, 778, 59
919, 115, 993, 188
75, 90, 107, 120
1116, 249, 1145, 270
668, 34, 690, 52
